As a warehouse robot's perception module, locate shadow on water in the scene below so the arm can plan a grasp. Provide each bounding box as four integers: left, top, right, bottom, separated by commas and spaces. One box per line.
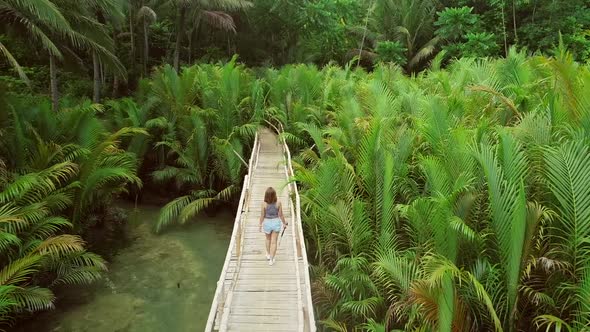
13, 201, 234, 332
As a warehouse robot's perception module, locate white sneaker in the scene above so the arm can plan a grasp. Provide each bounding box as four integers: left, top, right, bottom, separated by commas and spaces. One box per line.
269, 258, 275, 266
265, 254, 271, 260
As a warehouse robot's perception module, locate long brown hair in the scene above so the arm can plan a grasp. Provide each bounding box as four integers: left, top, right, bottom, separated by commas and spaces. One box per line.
264, 187, 277, 204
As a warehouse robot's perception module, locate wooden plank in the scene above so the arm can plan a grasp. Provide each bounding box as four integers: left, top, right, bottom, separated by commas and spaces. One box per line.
227, 262, 295, 268
231, 302, 297, 310
229, 314, 298, 324
232, 306, 295, 316
227, 323, 298, 332
232, 292, 299, 299
226, 272, 296, 279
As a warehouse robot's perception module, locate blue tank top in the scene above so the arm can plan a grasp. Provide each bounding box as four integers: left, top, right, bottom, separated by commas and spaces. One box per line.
265, 203, 279, 219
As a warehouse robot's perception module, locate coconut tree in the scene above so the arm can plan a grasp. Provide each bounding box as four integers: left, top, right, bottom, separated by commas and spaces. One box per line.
136, 4, 157, 77
169, 0, 252, 71
0, 0, 125, 109
362, 0, 439, 72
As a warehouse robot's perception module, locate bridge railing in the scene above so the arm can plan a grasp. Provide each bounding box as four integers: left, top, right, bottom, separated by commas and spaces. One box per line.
204, 132, 260, 331
268, 120, 317, 332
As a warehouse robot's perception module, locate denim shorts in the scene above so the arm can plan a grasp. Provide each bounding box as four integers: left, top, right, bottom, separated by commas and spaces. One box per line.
263, 218, 282, 234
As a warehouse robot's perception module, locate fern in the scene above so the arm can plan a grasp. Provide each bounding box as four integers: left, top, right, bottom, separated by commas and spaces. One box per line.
9, 286, 54, 312
543, 140, 590, 274
475, 131, 529, 326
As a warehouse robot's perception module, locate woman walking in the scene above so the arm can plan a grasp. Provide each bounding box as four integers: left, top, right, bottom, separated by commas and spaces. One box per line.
259, 187, 287, 266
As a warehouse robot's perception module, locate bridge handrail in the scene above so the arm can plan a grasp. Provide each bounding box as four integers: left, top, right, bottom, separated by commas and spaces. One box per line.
270, 120, 317, 332
205, 132, 260, 331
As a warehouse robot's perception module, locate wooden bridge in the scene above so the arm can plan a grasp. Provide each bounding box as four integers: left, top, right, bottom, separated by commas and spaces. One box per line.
205, 127, 316, 332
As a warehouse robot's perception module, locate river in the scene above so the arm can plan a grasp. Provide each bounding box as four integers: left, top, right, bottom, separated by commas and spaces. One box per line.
13, 202, 233, 332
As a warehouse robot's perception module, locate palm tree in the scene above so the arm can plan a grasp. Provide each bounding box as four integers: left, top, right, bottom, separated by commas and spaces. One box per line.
170, 0, 252, 71
278, 48, 590, 331
0, 161, 106, 326
150, 59, 261, 231
136, 4, 157, 77
0, 0, 68, 84
0, 0, 125, 109
542, 140, 590, 330
1, 98, 145, 227
71, 127, 145, 226
362, 0, 439, 71
85, 0, 126, 103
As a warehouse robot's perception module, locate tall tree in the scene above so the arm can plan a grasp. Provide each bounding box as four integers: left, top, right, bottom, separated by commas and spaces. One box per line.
170, 0, 252, 72
136, 5, 157, 76
0, 0, 126, 107
371, 0, 439, 71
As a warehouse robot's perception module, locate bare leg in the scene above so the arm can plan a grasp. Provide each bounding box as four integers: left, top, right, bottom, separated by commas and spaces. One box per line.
265, 233, 271, 257
270, 231, 279, 259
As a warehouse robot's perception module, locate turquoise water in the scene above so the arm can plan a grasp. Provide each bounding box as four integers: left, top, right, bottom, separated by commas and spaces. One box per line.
14, 203, 233, 332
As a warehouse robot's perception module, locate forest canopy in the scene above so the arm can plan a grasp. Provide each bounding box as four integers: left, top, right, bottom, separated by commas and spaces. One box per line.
1, 0, 589, 100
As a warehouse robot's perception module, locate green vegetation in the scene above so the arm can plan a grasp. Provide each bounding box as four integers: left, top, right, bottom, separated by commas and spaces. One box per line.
0, 59, 258, 325
1, 0, 589, 330
279, 49, 590, 331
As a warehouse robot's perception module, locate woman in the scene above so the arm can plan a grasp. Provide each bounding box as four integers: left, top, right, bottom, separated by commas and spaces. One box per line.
258, 187, 287, 266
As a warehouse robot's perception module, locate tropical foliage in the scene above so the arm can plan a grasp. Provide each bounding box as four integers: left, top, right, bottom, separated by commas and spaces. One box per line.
2, 0, 588, 99
144, 59, 262, 232
0, 0, 589, 329
266, 48, 590, 331
0, 59, 260, 325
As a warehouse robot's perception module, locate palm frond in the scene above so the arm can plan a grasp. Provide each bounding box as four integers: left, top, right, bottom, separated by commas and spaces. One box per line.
474, 130, 529, 324
155, 195, 193, 233
543, 140, 590, 275
31, 235, 84, 258
201, 10, 236, 33
534, 315, 573, 332
8, 286, 54, 312
0, 255, 41, 286
136, 5, 157, 22
0, 41, 29, 84
177, 197, 215, 225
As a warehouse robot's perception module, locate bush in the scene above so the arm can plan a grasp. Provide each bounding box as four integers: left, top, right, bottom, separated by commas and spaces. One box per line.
461, 32, 500, 57
375, 41, 407, 66
435, 6, 479, 42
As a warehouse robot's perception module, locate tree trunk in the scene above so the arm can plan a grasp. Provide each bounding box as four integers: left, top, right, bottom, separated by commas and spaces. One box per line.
129, 1, 135, 74
189, 19, 202, 64
358, 0, 374, 67
173, 6, 186, 72
113, 75, 119, 98
188, 29, 193, 64
501, 0, 508, 56
512, 0, 518, 43
93, 52, 100, 103
143, 19, 149, 76
112, 29, 119, 97
49, 55, 59, 112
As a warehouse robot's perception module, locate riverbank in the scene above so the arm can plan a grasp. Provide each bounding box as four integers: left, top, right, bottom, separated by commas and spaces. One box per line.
13, 202, 233, 332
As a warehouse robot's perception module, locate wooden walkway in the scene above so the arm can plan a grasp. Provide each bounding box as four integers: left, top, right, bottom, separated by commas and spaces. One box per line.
205, 127, 316, 332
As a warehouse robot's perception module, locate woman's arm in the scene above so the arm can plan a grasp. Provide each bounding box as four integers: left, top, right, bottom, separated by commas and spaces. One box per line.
278, 202, 288, 226
258, 203, 265, 232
